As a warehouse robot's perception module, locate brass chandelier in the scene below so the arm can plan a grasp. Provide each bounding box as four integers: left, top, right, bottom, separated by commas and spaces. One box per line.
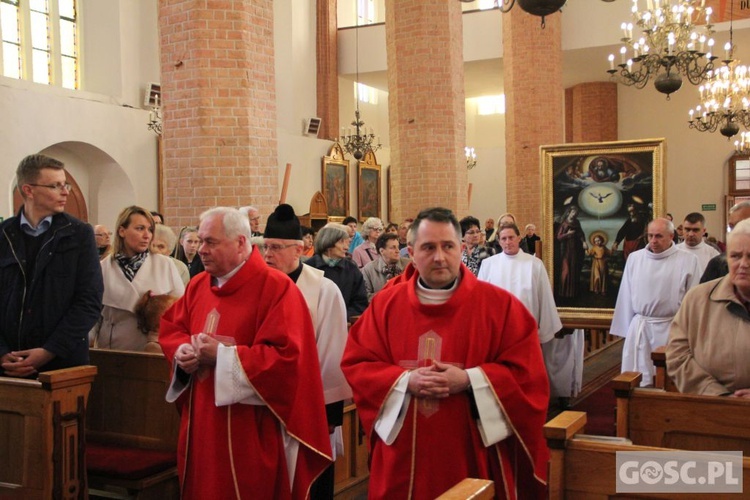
607, 1, 719, 99
337, 12, 381, 161
688, 61, 750, 139
687, 0, 748, 140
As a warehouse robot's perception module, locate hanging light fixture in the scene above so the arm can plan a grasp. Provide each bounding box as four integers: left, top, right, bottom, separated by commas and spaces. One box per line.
688, 0, 750, 139
147, 96, 162, 136
337, 15, 381, 161
459, 0, 566, 28
145, 84, 162, 136
606, 1, 723, 99
465, 147, 477, 169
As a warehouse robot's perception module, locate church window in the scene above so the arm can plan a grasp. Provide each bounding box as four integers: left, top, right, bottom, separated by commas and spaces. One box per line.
0, 0, 78, 89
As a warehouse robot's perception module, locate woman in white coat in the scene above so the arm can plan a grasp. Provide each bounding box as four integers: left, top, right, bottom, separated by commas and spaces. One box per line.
91, 206, 184, 350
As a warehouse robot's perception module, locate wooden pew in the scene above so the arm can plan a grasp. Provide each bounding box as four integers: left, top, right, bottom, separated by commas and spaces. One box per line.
0, 365, 97, 500
613, 371, 750, 454
86, 349, 179, 499
651, 345, 677, 391
333, 402, 370, 495
546, 410, 750, 499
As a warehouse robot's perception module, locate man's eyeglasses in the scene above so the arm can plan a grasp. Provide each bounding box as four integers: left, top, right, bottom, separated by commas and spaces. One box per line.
28, 182, 72, 193
465, 229, 483, 236
264, 243, 298, 253
95, 232, 113, 237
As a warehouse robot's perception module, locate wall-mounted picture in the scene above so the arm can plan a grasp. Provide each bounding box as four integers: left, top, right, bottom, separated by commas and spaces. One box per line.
321, 143, 350, 218
358, 150, 381, 222
541, 138, 665, 328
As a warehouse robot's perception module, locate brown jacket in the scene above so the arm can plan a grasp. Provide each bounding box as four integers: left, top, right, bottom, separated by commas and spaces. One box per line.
667, 276, 750, 395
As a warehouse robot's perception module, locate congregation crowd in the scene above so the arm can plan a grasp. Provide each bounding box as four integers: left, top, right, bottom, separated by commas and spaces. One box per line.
2, 153, 749, 499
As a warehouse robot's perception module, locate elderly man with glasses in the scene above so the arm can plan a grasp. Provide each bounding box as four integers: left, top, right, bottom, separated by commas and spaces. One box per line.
0, 154, 103, 377
700, 201, 750, 283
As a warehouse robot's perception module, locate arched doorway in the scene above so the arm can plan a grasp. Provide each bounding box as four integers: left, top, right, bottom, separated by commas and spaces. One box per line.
12, 172, 88, 222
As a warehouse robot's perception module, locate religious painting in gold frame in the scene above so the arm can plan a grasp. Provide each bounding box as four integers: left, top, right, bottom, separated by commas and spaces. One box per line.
358, 150, 381, 222
321, 143, 350, 219
541, 138, 665, 329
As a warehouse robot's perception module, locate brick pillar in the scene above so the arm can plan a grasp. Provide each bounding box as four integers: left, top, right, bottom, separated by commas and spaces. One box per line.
316, 0, 338, 141
565, 82, 618, 143
159, 0, 278, 229
503, 9, 563, 229
385, 0, 468, 222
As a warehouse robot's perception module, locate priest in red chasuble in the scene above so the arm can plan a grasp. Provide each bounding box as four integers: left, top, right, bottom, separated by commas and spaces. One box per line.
159, 207, 331, 500
342, 207, 549, 499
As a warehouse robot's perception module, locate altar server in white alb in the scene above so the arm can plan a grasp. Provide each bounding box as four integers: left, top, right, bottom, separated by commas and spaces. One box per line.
478, 223, 584, 402
611, 218, 700, 387
676, 212, 719, 274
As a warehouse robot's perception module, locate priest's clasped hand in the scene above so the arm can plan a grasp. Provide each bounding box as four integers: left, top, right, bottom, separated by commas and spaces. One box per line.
407, 361, 470, 399
191, 333, 219, 366
174, 343, 199, 373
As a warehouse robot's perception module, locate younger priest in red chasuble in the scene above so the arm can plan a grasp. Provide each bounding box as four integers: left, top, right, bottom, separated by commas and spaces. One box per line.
342, 207, 550, 499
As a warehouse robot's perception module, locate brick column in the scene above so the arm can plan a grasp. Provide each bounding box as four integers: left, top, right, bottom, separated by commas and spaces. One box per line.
565, 82, 618, 143
385, 0, 468, 222
316, 0, 338, 141
159, 0, 278, 229
503, 9, 563, 229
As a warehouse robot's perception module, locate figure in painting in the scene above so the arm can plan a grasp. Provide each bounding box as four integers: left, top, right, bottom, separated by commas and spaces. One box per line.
612, 202, 647, 262
556, 205, 587, 298
587, 232, 610, 296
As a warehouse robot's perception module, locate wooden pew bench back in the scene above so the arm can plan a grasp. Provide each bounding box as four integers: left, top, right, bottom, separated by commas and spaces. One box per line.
614, 372, 750, 454
86, 349, 179, 499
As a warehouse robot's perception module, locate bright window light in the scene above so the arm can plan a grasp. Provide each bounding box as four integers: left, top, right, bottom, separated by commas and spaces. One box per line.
355, 82, 378, 105
473, 95, 505, 115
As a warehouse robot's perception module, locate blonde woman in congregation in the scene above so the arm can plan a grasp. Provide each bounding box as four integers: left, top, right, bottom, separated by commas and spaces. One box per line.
91, 206, 184, 350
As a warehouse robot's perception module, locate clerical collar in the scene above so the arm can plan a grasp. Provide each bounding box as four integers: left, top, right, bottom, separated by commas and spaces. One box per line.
20, 211, 53, 237
646, 242, 677, 259
416, 275, 460, 305
213, 259, 247, 288
288, 262, 304, 283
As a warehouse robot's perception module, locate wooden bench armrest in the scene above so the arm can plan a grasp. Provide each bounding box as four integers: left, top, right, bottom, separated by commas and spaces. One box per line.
544, 411, 587, 448
437, 478, 494, 500
611, 371, 642, 392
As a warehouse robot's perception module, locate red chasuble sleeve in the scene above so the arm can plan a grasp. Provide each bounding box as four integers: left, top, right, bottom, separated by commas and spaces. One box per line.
341, 268, 549, 499
159, 250, 331, 499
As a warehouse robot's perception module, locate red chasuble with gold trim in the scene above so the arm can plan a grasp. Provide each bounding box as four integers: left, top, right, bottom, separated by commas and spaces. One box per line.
342, 267, 549, 499
159, 249, 331, 499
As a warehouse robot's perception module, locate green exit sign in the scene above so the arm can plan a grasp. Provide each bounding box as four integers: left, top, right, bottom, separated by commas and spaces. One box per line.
701, 204, 716, 211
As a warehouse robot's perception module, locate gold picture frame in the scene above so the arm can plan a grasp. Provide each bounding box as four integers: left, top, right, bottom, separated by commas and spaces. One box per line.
358, 150, 381, 222
322, 143, 350, 218
541, 138, 666, 329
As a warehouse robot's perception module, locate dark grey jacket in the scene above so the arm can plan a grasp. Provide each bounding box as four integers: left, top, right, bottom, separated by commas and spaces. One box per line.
0, 210, 103, 373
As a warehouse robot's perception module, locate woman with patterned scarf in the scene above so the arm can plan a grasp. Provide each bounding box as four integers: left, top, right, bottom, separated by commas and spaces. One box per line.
90, 206, 184, 350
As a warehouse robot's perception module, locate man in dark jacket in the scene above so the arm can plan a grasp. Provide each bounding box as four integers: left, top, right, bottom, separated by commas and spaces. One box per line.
0, 154, 103, 377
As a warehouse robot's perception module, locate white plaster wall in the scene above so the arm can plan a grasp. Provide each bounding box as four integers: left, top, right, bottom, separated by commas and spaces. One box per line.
0, 0, 160, 227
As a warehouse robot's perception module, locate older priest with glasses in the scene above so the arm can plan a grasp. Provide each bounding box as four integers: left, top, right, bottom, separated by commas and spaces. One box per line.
159, 207, 331, 499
